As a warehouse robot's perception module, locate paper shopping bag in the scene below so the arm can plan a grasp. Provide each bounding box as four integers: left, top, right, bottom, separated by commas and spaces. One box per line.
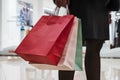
74, 19, 83, 70
15, 15, 74, 65
58, 18, 83, 70
30, 17, 83, 70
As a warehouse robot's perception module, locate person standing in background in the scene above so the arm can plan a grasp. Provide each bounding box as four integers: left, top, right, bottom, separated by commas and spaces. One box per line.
53, 0, 119, 80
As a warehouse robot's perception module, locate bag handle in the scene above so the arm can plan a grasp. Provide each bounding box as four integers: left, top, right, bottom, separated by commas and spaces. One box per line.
54, 5, 70, 16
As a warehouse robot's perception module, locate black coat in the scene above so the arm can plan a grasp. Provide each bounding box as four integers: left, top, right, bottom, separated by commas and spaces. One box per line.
53, 0, 119, 40
68, 0, 119, 40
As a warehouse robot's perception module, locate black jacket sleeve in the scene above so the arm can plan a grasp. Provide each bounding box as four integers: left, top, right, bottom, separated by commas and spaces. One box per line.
107, 0, 119, 11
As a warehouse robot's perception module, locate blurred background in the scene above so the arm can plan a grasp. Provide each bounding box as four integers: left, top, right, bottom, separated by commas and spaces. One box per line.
0, 0, 120, 80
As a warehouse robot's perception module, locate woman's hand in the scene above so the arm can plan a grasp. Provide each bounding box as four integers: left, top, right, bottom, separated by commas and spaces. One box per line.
54, 0, 69, 7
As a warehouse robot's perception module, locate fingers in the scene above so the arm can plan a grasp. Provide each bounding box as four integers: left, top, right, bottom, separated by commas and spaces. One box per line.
55, 0, 62, 7
54, 0, 68, 7
62, 0, 68, 7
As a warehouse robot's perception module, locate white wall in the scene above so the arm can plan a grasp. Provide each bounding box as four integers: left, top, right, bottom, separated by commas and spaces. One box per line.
0, 0, 44, 51
1, 0, 19, 50
0, 0, 2, 51
0, 0, 57, 51
43, 0, 55, 9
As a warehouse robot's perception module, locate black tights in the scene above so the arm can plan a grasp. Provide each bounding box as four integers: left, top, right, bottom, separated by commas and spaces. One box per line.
59, 39, 105, 80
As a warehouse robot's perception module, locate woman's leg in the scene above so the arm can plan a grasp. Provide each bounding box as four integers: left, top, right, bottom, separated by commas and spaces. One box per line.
85, 39, 105, 80
118, 33, 120, 47
59, 70, 75, 80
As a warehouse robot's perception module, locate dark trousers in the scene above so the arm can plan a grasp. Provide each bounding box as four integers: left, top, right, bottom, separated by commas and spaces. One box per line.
118, 33, 120, 47
59, 39, 105, 80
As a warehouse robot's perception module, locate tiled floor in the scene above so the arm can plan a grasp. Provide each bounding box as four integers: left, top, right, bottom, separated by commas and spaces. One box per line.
0, 42, 120, 80
0, 57, 120, 80
74, 58, 120, 80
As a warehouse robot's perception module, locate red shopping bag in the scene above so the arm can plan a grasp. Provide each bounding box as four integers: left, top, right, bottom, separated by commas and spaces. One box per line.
30, 17, 82, 70
15, 15, 74, 65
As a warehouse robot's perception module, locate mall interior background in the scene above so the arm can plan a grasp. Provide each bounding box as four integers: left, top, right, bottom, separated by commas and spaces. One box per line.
0, 0, 120, 80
